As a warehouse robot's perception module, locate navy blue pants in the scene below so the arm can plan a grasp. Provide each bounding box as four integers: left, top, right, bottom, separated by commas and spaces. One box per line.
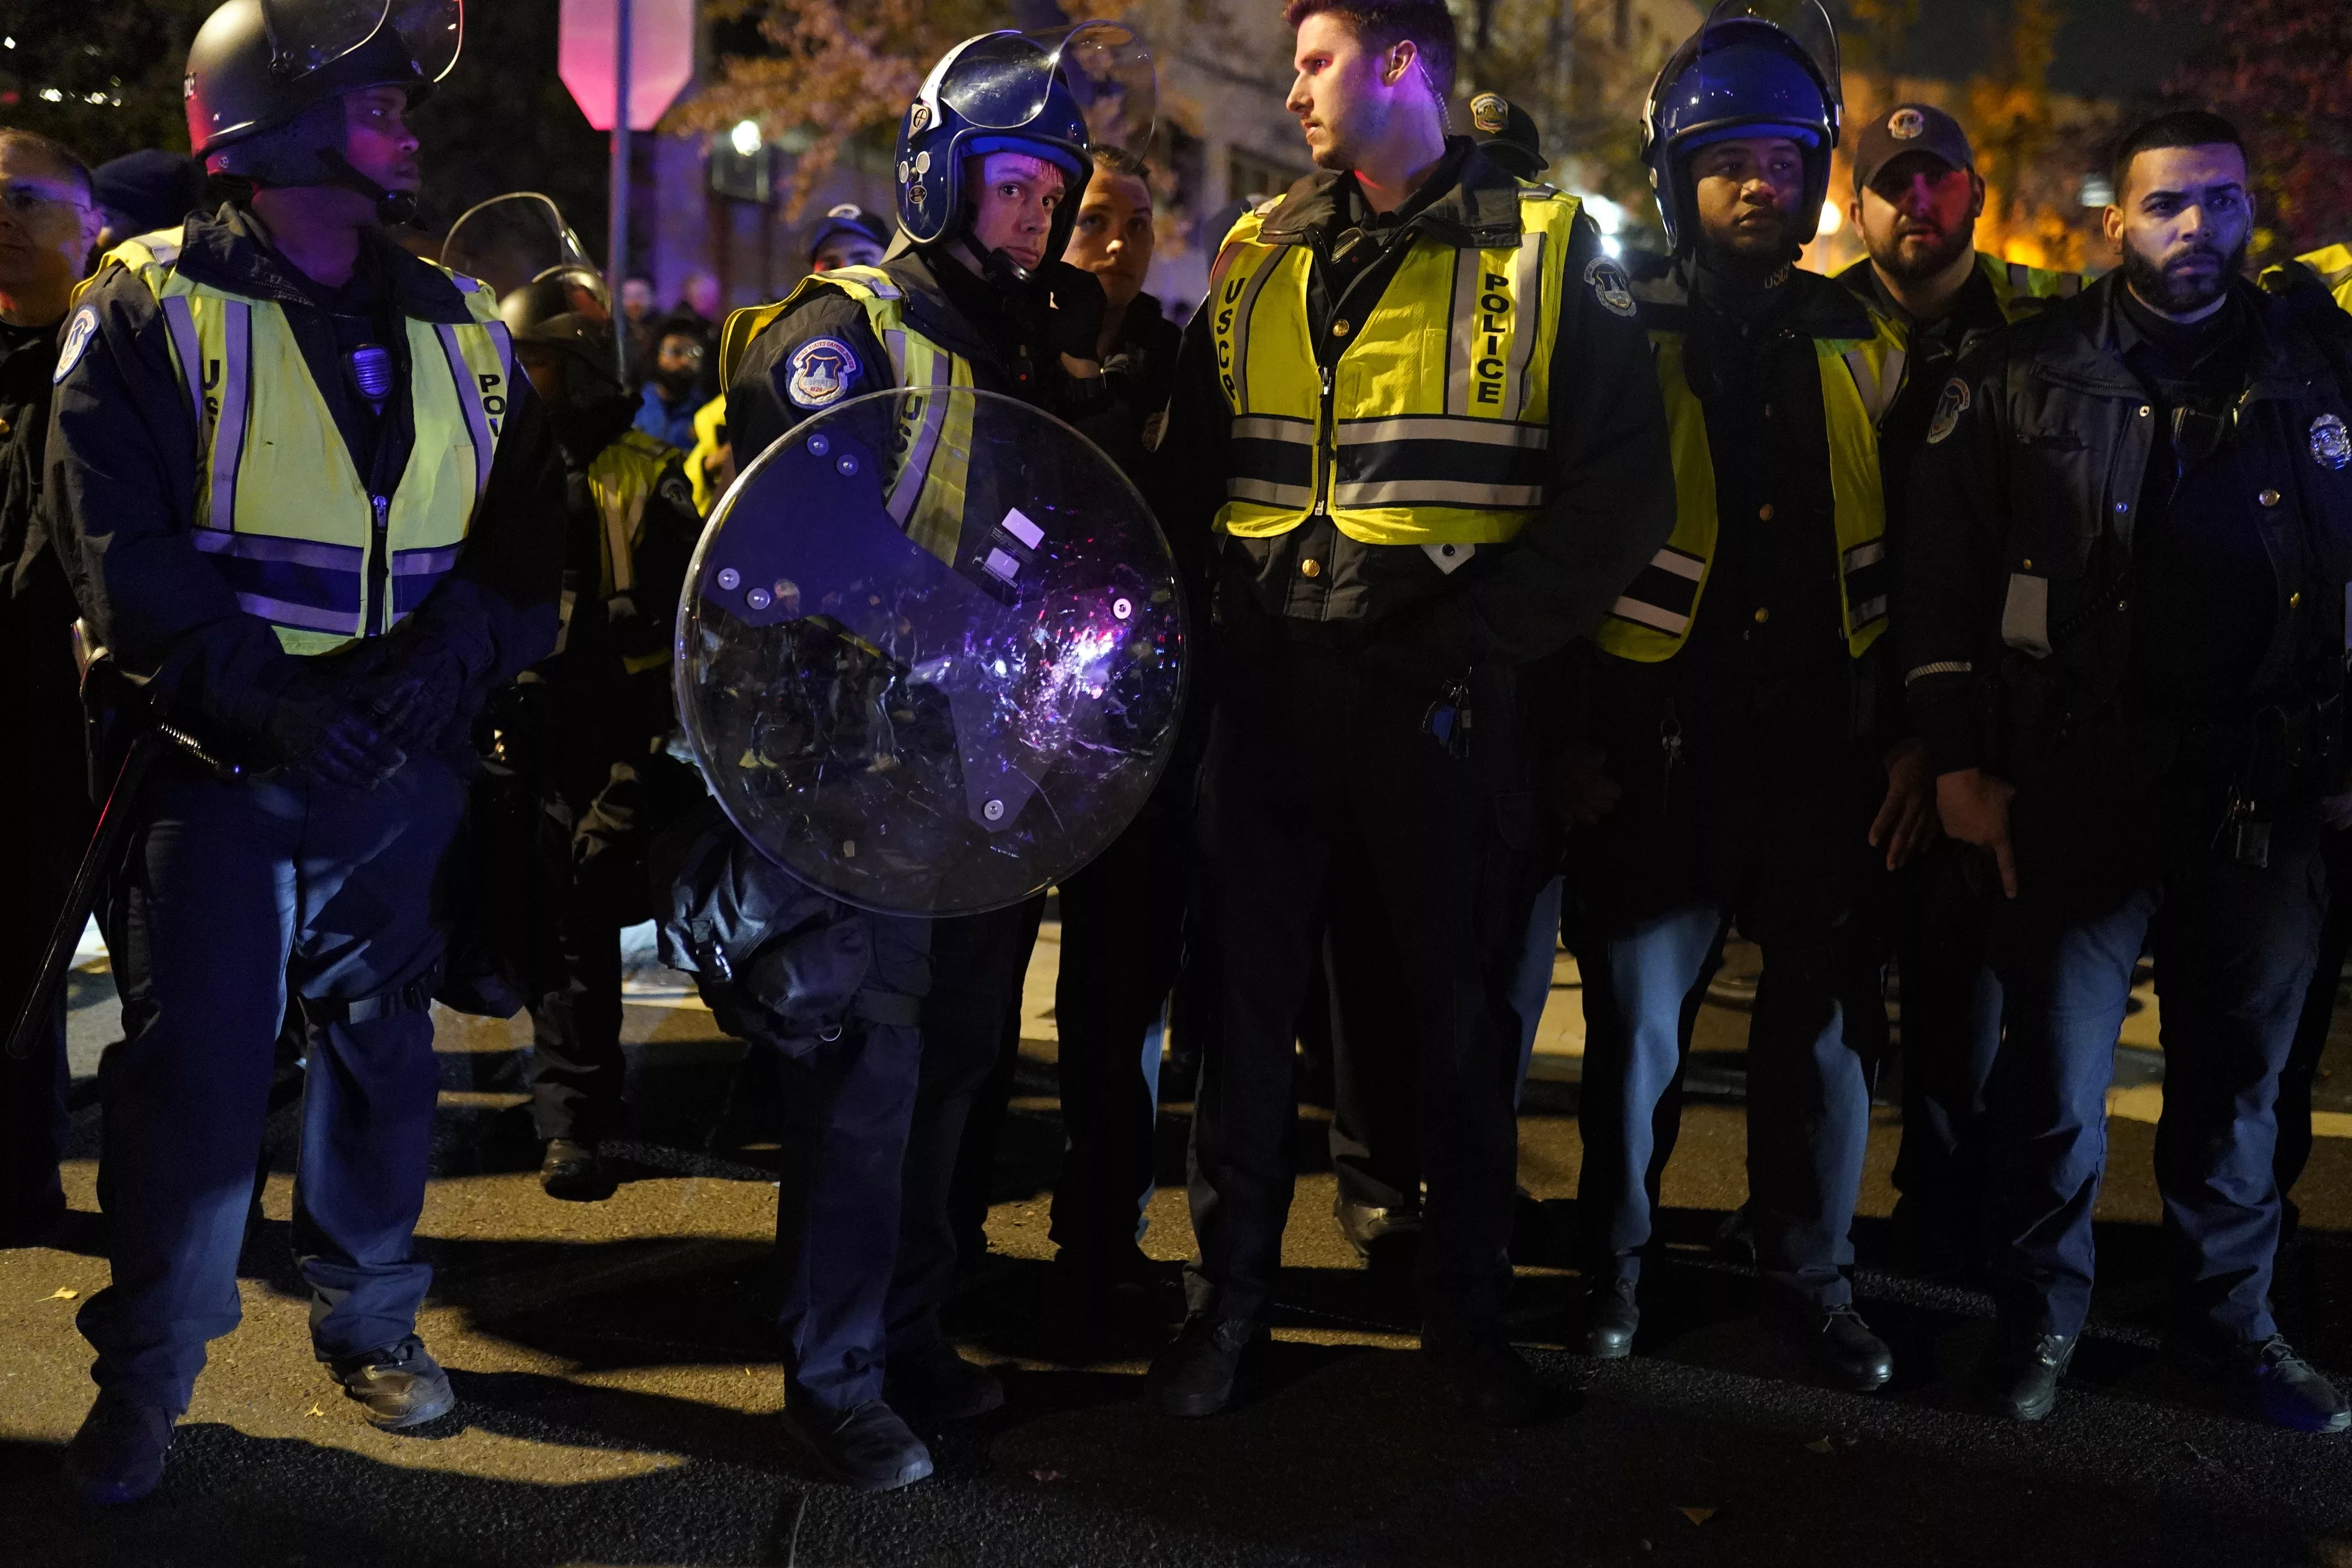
1573, 725, 1883, 1312
1887, 842, 2007, 1270
78, 753, 466, 1413
1986, 791, 2327, 1343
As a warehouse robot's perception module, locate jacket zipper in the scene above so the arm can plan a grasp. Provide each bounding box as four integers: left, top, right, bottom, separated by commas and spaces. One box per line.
1312, 364, 1335, 515
369, 492, 390, 635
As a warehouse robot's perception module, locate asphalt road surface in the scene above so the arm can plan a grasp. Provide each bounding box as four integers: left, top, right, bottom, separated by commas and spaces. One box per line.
7, 927, 2352, 1567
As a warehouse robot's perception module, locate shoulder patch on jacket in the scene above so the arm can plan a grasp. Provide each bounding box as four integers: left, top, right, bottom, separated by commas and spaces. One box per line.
1584, 256, 1636, 318
1926, 376, 1970, 444
785, 337, 860, 410
53, 307, 97, 384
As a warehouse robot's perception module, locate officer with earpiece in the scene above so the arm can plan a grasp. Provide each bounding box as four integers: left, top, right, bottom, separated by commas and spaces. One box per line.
709, 24, 1158, 1490
1568, 1, 1924, 1391
443, 195, 703, 1203
40, 0, 565, 1505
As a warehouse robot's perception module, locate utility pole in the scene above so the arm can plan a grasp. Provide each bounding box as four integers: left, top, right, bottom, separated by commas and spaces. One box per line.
607, 0, 633, 382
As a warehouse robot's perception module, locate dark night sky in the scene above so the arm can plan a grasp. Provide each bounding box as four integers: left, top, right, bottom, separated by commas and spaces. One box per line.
1877, 0, 2207, 102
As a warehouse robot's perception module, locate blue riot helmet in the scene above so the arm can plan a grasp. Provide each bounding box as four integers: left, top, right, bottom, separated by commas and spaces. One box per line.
1642, 0, 1842, 253
894, 22, 1155, 277
185, 0, 462, 225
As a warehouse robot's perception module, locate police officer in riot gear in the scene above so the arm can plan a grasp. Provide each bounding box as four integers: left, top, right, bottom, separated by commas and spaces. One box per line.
706, 24, 1155, 1489
41, 0, 565, 1503
1149, 0, 1674, 1424
1835, 103, 2080, 1275
1571, 1, 1923, 1389
444, 195, 702, 1202
1905, 111, 2352, 1431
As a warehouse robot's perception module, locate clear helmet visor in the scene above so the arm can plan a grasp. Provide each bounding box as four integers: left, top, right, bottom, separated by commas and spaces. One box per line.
1692, 0, 1841, 115
932, 23, 1154, 154
677, 387, 1188, 917
442, 191, 607, 315
261, 0, 463, 84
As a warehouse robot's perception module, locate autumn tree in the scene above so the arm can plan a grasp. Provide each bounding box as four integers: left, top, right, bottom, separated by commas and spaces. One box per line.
0, 0, 212, 165
2136, 0, 2352, 258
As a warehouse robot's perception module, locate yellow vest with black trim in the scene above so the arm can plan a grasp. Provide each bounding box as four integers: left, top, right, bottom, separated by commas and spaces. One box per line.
105, 226, 513, 656
586, 428, 682, 675
1206, 185, 1584, 545
2289, 243, 2352, 313
720, 264, 980, 569
1596, 278, 1901, 663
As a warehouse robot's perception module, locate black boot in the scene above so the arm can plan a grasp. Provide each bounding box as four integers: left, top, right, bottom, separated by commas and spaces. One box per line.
2174, 1333, 2350, 1434
1334, 1200, 1422, 1274
781, 1398, 934, 1490
1778, 1303, 1892, 1392
540, 1139, 615, 1202
329, 1336, 457, 1429
62, 1394, 174, 1506
884, 1341, 1005, 1422
1982, 1330, 2075, 1422
1582, 1278, 1639, 1361
1423, 1323, 1557, 1427
1149, 1315, 1265, 1417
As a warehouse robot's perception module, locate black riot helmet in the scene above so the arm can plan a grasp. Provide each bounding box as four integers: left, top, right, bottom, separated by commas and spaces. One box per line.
185, 0, 463, 225
443, 192, 621, 406
893, 23, 1154, 283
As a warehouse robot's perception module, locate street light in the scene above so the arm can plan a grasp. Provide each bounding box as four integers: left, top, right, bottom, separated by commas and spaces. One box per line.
730, 119, 762, 158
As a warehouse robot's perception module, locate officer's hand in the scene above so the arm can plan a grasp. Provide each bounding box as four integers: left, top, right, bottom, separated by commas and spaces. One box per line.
366, 633, 471, 755
1935, 767, 2018, 898
266, 667, 408, 790
1870, 739, 1940, 872
1042, 261, 1107, 370
1549, 743, 1621, 828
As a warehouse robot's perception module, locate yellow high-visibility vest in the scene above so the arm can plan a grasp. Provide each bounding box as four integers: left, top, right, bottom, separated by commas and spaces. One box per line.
1595, 277, 1904, 663
586, 428, 682, 675
685, 393, 727, 515
1205, 186, 1585, 545
106, 226, 512, 656
2289, 243, 2352, 313
721, 264, 979, 569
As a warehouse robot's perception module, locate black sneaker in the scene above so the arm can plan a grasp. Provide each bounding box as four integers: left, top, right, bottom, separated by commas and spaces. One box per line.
1778, 1304, 1893, 1393
540, 1139, 615, 1202
883, 1342, 1005, 1423
62, 1394, 174, 1506
1582, 1278, 1640, 1361
1423, 1325, 1558, 1427
1982, 1331, 2075, 1422
329, 1336, 457, 1429
782, 1398, 934, 1491
1149, 1315, 1265, 1417
2177, 1334, 2351, 1434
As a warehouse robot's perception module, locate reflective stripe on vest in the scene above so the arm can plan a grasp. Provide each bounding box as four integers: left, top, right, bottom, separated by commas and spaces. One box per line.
1597, 329, 1891, 663
720, 265, 980, 569
1207, 188, 1581, 544
112, 227, 511, 655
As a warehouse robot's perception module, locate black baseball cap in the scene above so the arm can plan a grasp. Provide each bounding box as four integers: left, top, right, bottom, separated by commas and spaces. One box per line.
1851, 103, 1975, 194
1468, 92, 1548, 179
806, 203, 890, 264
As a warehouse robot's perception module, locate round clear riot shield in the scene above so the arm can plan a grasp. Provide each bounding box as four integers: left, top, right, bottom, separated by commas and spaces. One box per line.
263, 0, 463, 82
677, 388, 1187, 917
443, 192, 607, 309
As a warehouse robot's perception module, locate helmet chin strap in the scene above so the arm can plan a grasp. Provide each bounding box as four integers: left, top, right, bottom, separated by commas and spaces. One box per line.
959, 229, 1036, 290
317, 147, 419, 226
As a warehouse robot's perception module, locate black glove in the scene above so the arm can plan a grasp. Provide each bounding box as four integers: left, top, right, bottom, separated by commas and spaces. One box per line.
264, 661, 409, 791
364, 630, 473, 756
1041, 260, 1107, 365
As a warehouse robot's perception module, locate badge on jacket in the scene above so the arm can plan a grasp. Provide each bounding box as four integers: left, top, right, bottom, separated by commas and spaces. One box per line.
2312, 412, 2351, 471
1927, 376, 1970, 444
786, 338, 860, 410
53, 307, 97, 385
1584, 256, 1636, 318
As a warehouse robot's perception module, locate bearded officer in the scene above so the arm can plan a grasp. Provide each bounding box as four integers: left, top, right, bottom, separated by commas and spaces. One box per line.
1833, 102, 2081, 1275
1148, 0, 1675, 1424
1906, 111, 2352, 1430
41, 0, 565, 1503
1569, 4, 1927, 1389
709, 26, 1150, 1486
